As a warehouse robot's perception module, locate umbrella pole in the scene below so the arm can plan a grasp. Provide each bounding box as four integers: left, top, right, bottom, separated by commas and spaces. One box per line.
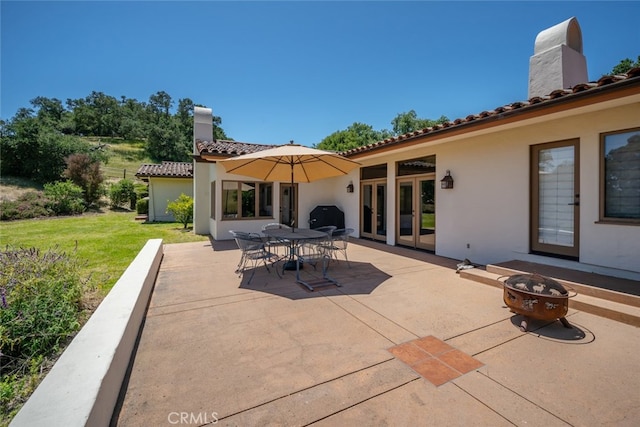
290, 162, 295, 232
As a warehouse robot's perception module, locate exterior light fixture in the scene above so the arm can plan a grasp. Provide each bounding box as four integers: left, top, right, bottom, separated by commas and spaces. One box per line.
346, 182, 354, 193
440, 170, 454, 189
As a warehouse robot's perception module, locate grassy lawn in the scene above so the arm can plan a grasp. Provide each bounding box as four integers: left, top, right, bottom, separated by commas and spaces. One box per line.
0, 212, 208, 292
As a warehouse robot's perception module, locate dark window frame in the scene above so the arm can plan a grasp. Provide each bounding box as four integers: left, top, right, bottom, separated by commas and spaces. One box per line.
221, 180, 274, 220
599, 127, 640, 225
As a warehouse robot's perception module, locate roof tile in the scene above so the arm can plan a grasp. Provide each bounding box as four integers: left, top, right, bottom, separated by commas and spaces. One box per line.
196, 139, 274, 157
135, 161, 193, 178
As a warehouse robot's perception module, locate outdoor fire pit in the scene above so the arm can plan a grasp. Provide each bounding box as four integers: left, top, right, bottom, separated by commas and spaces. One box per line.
499, 273, 576, 332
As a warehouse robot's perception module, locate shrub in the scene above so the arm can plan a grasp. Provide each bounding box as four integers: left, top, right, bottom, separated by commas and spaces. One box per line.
136, 197, 149, 215
109, 179, 136, 209
0, 191, 52, 221
62, 153, 105, 206
43, 180, 85, 215
134, 182, 148, 199
0, 247, 87, 419
166, 193, 193, 228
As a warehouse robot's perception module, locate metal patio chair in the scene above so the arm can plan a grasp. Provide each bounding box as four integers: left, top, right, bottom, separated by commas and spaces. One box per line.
323, 228, 354, 267
261, 223, 293, 260
230, 230, 281, 284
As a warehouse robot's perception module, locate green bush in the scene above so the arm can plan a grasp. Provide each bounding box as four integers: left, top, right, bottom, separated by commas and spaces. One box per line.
0, 191, 52, 221
166, 193, 193, 228
0, 247, 87, 420
109, 179, 136, 209
134, 182, 149, 199
136, 197, 149, 215
0, 247, 86, 360
43, 180, 85, 215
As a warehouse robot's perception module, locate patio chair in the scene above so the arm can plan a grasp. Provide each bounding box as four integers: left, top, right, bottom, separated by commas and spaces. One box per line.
323, 228, 354, 267
261, 223, 293, 260
230, 230, 281, 284
295, 234, 339, 291
309, 225, 336, 258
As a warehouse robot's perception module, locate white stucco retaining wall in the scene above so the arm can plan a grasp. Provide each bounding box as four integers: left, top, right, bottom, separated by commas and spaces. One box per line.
10, 239, 164, 427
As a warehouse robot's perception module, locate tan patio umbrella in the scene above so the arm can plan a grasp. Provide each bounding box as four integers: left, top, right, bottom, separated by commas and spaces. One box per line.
220, 141, 361, 231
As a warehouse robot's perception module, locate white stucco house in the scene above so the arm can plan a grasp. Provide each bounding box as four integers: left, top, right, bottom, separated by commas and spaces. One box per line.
191, 17, 639, 281
135, 161, 193, 222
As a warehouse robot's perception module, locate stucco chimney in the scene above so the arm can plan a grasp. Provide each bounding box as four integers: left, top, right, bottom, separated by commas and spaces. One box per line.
193, 106, 213, 154
528, 17, 588, 99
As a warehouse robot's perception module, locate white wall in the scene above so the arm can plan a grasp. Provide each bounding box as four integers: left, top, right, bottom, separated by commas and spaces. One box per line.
195, 98, 640, 276
432, 103, 640, 274
350, 99, 640, 275
148, 177, 193, 222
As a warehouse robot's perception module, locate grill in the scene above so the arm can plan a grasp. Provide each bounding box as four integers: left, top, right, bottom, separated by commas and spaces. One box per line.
309, 205, 345, 230
499, 273, 576, 332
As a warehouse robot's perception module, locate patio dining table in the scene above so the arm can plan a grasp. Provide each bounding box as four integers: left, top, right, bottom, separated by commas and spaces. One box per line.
263, 228, 327, 271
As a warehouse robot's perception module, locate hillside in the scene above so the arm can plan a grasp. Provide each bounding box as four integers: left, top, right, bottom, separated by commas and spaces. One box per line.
0, 138, 152, 201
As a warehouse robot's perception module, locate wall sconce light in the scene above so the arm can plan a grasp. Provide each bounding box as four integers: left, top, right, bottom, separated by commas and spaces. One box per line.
346, 182, 354, 193
440, 170, 454, 189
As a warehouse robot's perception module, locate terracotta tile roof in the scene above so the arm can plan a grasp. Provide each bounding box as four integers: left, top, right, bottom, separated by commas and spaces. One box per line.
135, 161, 193, 178
195, 139, 274, 157
342, 67, 640, 157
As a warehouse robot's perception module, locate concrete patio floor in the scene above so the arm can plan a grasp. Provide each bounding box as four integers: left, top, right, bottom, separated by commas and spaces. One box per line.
114, 239, 640, 426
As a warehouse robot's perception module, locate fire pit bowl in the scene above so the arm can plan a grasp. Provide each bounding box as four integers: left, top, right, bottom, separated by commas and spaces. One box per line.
499, 273, 576, 332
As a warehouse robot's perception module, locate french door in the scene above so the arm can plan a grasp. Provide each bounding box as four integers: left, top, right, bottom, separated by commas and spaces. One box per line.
397, 176, 436, 251
531, 139, 580, 259
361, 180, 387, 241
279, 183, 298, 227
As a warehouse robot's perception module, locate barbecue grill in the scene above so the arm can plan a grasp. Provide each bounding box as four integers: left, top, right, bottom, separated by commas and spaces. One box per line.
309, 205, 345, 230
499, 273, 576, 332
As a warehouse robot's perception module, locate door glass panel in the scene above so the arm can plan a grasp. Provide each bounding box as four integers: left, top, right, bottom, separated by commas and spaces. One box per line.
418, 179, 435, 248
280, 184, 296, 227
376, 184, 386, 236
398, 181, 413, 239
538, 146, 574, 247
362, 184, 373, 234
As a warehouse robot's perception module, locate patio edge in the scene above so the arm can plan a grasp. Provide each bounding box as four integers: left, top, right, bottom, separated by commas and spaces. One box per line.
10, 239, 164, 427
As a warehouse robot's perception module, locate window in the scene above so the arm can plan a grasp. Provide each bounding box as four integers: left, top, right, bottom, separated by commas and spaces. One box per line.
222, 181, 273, 220
397, 155, 436, 176
361, 164, 387, 180
601, 128, 640, 223
210, 181, 216, 219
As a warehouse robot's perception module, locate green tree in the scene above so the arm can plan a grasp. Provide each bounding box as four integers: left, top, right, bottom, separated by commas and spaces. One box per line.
316, 122, 392, 152
0, 108, 94, 183
147, 117, 190, 162
148, 90, 173, 122
610, 56, 640, 75
166, 193, 194, 228
67, 91, 120, 136
118, 97, 147, 140
391, 110, 449, 135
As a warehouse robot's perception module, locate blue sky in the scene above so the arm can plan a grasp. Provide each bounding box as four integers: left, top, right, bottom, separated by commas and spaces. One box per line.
2, 1, 639, 146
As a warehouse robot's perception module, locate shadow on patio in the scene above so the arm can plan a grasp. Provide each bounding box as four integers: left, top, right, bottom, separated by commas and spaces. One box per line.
238, 259, 392, 299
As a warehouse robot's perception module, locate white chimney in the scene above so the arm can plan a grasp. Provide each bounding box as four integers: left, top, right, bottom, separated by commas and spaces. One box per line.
193, 106, 213, 154
528, 17, 588, 99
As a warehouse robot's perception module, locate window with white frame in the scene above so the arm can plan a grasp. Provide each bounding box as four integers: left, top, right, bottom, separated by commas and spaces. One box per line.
222, 181, 273, 219
601, 128, 640, 223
